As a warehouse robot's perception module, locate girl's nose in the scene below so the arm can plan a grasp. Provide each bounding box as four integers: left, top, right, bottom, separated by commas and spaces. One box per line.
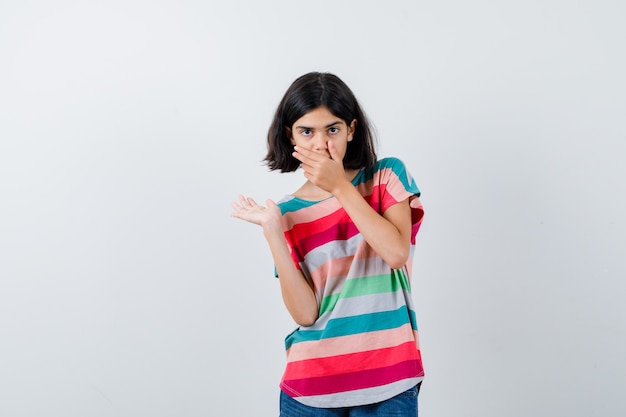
313, 133, 328, 151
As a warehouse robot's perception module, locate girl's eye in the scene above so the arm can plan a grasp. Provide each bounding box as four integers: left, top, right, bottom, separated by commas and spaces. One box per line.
329, 127, 339, 134
301, 129, 312, 136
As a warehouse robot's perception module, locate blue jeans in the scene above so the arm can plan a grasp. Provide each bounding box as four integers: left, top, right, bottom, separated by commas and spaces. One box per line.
279, 384, 420, 417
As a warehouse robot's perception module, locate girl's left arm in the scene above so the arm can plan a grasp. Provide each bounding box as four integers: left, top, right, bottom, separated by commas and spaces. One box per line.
293, 143, 415, 269
333, 183, 414, 270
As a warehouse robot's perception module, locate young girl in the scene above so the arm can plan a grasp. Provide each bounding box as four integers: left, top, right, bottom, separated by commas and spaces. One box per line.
231, 72, 425, 417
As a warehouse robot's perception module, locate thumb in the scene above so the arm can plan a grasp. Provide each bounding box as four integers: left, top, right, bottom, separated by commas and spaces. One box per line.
266, 199, 282, 215
328, 140, 340, 161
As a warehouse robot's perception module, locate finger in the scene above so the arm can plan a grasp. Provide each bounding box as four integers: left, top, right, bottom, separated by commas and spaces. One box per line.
238, 194, 251, 207
292, 147, 306, 163
327, 140, 339, 161
293, 146, 318, 162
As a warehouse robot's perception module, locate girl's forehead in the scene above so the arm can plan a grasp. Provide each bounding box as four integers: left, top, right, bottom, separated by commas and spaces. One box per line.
294, 106, 344, 126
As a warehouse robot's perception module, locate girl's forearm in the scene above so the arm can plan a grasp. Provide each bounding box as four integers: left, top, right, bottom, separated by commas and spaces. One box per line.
332, 182, 411, 270
263, 226, 319, 327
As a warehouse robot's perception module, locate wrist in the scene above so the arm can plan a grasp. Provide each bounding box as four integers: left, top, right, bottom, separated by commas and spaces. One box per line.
262, 218, 283, 236
331, 178, 355, 199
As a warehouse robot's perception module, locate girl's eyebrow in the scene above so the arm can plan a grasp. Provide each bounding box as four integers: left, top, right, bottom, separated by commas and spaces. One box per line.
295, 121, 343, 130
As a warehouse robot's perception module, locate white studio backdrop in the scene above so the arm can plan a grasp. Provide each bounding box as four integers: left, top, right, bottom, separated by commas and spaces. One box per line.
1, 1, 625, 416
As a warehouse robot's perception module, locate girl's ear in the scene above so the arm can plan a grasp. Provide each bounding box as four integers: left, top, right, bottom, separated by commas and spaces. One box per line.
348, 119, 357, 142
285, 127, 294, 145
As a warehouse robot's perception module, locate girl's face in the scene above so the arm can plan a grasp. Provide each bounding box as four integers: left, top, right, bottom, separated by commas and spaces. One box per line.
289, 106, 356, 160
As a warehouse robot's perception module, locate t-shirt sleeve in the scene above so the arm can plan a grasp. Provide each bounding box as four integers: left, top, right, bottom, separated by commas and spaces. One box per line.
378, 158, 424, 242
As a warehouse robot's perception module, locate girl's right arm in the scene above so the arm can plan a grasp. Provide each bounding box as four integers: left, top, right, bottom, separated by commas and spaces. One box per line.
231, 196, 319, 327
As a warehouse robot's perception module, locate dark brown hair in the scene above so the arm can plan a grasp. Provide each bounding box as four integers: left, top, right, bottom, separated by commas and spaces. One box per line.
265, 72, 377, 172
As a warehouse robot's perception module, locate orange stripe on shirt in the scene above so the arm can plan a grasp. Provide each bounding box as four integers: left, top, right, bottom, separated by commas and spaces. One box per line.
286, 323, 418, 362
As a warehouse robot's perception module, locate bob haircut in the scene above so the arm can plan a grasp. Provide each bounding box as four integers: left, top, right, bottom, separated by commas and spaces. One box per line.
265, 72, 377, 173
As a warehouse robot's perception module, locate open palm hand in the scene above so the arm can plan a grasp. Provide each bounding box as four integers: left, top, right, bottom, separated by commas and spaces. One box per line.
230, 195, 281, 229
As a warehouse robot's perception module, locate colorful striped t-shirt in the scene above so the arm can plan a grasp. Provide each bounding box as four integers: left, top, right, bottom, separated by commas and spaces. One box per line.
277, 157, 425, 408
